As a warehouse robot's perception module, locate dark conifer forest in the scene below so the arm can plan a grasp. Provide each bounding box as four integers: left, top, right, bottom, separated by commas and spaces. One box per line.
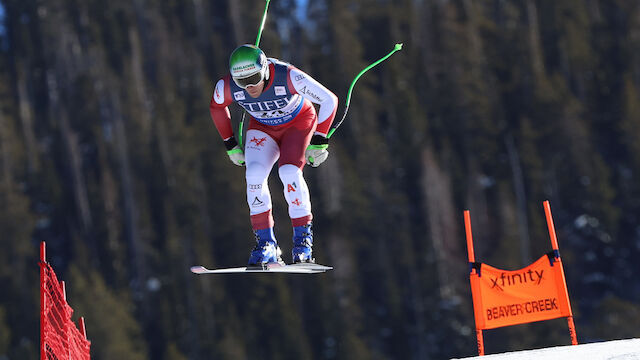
0, 1, 639, 359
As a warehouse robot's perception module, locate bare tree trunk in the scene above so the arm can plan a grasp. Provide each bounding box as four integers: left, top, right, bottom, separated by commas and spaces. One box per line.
0, 108, 11, 190
61, 106, 94, 235
505, 132, 532, 264
130, 3, 174, 185
228, 0, 246, 44
97, 136, 125, 279
631, 8, 640, 89
415, 0, 437, 84
526, 0, 546, 81
462, 0, 485, 72
421, 147, 464, 300
128, 26, 154, 143
192, 0, 209, 49
16, 64, 39, 174
586, 0, 603, 22
110, 85, 146, 298
0, 104, 32, 289
45, 67, 94, 237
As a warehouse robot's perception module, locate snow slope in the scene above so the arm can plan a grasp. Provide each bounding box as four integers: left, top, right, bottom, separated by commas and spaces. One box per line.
452, 338, 640, 360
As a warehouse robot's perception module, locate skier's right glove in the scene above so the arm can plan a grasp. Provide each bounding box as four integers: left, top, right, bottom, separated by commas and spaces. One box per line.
306, 135, 329, 167
224, 137, 245, 166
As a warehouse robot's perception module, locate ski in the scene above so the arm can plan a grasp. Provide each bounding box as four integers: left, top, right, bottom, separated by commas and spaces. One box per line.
190, 262, 332, 274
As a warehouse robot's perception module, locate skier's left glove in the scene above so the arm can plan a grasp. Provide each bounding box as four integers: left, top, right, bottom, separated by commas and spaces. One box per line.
306, 135, 329, 167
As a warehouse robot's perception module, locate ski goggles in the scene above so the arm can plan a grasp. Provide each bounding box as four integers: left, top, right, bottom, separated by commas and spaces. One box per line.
232, 71, 264, 89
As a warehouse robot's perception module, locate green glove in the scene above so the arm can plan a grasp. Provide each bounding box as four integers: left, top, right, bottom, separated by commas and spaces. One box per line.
306, 135, 329, 167
224, 137, 245, 166
227, 146, 245, 166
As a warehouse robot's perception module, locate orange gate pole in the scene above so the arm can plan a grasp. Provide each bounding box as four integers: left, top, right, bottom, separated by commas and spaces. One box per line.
464, 210, 485, 356
543, 200, 578, 345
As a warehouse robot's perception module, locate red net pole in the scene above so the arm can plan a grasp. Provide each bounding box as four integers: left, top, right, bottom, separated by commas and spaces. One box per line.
40, 242, 46, 360
78, 318, 87, 339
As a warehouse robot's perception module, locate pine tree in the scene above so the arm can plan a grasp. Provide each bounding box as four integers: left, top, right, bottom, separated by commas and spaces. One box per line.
68, 266, 148, 360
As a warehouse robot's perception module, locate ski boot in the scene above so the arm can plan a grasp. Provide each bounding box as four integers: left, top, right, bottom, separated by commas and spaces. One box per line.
292, 224, 314, 263
248, 227, 283, 268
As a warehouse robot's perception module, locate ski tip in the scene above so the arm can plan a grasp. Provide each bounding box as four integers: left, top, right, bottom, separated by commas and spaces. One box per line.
190, 266, 208, 274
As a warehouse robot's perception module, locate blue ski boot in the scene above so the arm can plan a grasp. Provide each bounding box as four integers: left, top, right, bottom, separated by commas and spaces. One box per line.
248, 228, 283, 267
292, 224, 314, 263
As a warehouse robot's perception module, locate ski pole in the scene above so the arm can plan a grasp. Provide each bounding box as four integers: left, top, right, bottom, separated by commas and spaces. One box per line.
327, 43, 403, 139
238, 0, 272, 148
255, 0, 271, 47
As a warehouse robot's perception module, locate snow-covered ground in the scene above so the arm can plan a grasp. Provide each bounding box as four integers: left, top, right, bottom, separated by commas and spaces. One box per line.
452, 338, 640, 360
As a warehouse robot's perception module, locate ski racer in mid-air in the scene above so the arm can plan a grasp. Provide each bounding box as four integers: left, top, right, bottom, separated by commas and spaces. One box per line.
209, 44, 338, 267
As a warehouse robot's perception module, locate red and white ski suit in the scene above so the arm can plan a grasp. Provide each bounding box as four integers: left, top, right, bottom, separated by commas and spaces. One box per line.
209, 59, 338, 230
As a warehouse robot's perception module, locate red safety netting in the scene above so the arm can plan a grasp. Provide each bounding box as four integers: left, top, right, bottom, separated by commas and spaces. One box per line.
40, 242, 91, 360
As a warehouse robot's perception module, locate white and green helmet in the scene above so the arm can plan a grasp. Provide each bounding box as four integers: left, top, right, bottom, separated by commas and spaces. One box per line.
229, 44, 268, 88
